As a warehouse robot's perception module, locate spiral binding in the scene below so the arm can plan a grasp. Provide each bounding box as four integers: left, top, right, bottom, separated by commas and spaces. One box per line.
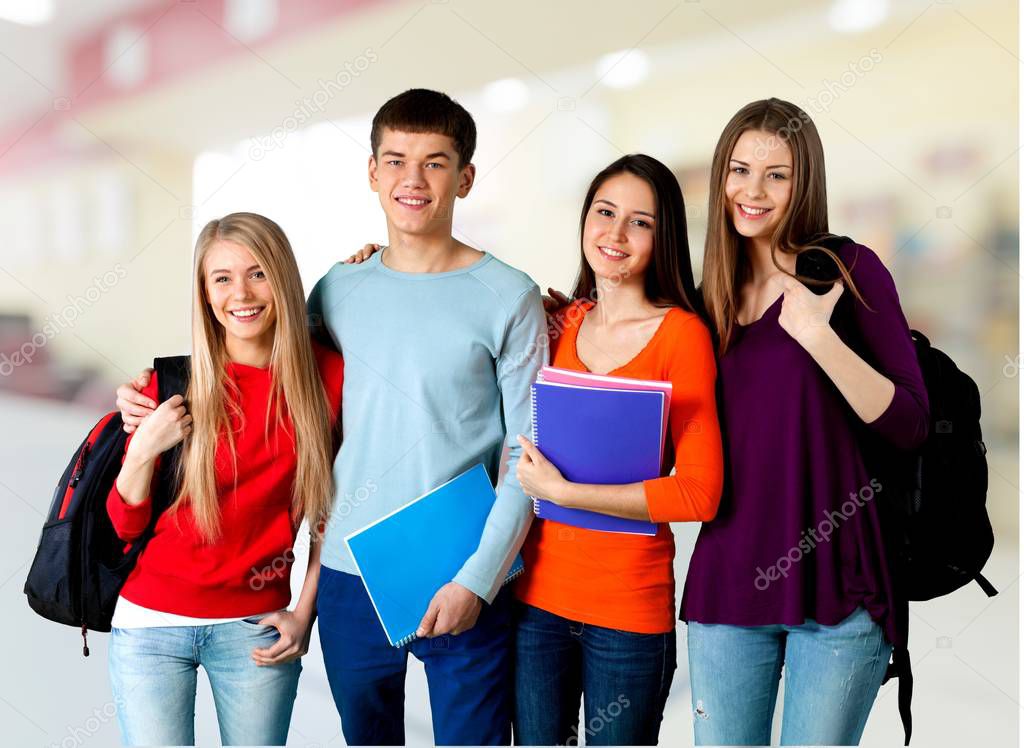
394, 631, 418, 648
529, 383, 541, 516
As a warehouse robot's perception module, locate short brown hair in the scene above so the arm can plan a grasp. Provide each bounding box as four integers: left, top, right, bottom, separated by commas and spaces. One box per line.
370, 89, 477, 167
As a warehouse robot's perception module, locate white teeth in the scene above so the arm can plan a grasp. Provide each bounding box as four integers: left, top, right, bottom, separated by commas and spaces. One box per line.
742, 205, 769, 215
398, 197, 428, 205
601, 246, 627, 258
230, 308, 262, 318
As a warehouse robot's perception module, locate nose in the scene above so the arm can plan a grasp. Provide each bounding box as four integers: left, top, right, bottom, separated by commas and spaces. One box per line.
744, 176, 766, 200
607, 216, 628, 243
401, 163, 427, 189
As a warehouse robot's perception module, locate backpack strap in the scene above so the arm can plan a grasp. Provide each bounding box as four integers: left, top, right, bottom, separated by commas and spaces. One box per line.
974, 572, 998, 597
154, 355, 191, 402
149, 355, 191, 515
883, 646, 913, 745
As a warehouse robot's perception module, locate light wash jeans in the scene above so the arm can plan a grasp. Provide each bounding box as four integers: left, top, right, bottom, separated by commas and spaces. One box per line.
686, 606, 892, 746
108, 619, 301, 746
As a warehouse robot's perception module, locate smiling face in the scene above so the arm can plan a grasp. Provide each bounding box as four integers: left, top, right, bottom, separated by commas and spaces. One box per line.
203, 239, 277, 352
725, 129, 794, 245
581, 172, 657, 285
369, 128, 475, 240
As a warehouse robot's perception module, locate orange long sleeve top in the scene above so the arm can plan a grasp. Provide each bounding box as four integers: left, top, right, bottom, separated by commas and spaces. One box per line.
516, 300, 724, 633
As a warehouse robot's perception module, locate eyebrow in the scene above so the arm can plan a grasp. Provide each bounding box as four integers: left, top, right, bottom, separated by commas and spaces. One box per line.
730, 158, 792, 169
594, 198, 655, 219
380, 150, 451, 160
208, 265, 260, 275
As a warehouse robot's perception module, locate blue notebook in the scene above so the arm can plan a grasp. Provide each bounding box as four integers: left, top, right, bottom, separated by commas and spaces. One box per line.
530, 381, 664, 535
345, 463, 524, 647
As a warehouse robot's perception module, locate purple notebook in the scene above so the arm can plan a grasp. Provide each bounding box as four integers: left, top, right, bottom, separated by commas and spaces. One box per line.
530, 381, 664, 535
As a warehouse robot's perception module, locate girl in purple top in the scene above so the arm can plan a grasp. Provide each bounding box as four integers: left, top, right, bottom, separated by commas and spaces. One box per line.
682, 98, 929, 745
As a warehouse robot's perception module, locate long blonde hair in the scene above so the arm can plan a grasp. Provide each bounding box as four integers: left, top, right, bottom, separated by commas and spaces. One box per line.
171, 212, 335, 542
701, 98, 865, 354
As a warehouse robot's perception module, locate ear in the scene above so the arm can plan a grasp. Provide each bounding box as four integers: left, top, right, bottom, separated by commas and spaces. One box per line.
456, 162, 476, 199
368, 154, 379, 193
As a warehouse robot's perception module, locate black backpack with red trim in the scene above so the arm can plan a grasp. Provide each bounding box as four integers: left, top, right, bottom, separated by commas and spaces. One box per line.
24, 356, 190, 655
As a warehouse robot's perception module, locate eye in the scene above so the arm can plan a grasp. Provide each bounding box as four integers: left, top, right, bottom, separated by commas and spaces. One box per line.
631, 219, 652, 229
425, 162, 444, 169
596, 208, 614, 217
386, 160, 402, 167
214, 276, 229, 284
731, 166, 748, 175
768, 171, 788, 180
250, 270, 266, 280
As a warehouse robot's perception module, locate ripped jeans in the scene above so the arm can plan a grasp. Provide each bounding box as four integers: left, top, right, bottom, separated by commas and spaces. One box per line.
686, 607, 892, 746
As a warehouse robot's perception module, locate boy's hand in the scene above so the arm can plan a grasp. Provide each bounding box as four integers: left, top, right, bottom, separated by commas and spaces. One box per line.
543, 287, 572, 317
117, 368, 156, 434
416, 581, 482, 638
344, 243, 382, 264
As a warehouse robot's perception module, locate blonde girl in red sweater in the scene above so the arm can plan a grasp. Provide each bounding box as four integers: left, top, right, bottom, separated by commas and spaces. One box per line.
106, 212, 343, 746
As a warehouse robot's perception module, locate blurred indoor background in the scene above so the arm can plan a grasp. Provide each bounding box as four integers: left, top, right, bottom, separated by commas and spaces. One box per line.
0, 0, 1018, 745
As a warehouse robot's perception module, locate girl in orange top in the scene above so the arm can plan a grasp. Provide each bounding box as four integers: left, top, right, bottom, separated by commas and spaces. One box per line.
513, 154, 724, 746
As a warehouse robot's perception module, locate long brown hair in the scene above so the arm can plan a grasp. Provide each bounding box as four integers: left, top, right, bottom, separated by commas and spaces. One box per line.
571, 154, 698, 313
173, 212, 334, 542
701, 98, 865, 354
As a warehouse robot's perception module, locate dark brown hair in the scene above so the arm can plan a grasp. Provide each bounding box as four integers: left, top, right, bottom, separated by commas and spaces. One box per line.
701, 97, 865, 354
370, 89, 477, 167
571, 154, 699, 314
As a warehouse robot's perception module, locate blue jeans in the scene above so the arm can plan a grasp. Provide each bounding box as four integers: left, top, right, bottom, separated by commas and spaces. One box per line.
108, 620, 301, 746
686, 606, 892, 745
317, 566, 514, 746
514, 603, 676, 746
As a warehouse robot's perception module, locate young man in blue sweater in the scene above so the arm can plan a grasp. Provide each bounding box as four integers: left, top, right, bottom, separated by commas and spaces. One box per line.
307, 89, 545, 745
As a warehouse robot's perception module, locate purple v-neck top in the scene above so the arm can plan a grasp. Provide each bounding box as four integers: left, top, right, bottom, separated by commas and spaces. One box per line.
681, 242, 929, 648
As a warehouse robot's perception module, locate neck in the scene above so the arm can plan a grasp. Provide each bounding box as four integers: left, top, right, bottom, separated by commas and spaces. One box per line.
383, 224, 474, 273
224, 335, 273, 368
745, 235, 792, 283
591, 274, 651, 323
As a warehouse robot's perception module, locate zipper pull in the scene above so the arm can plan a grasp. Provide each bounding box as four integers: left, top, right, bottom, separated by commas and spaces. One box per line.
70, 443, 90, 487
81, 624, 90, 657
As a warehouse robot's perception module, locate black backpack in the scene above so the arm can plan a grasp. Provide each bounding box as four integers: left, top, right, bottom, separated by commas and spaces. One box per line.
24, 356, 190, 655
804, 236, 996, 744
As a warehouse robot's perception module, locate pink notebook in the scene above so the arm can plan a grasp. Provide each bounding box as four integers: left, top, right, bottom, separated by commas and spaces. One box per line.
536, 366, 672, 455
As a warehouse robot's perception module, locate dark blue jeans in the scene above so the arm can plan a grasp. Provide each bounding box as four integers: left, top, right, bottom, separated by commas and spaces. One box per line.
317, 566, 514, 746
514, 603, 676, 746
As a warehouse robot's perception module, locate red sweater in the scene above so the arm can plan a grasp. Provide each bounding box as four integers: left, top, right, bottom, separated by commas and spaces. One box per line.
107, 342, 343, 617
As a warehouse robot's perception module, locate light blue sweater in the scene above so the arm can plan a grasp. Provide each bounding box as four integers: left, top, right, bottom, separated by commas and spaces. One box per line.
307, 251, 547, 602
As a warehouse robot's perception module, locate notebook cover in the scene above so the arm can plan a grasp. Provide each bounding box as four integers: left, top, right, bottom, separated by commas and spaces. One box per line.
537, 366, 672, 454
530, 381, 663, 535
345, 463, 524, 647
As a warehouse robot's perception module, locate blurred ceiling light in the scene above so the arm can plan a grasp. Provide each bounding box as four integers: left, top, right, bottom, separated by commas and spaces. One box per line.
0, 0, 54, 26
482, 78, 530, 113
105, 23, 148, 89
225, 0, 278, 43
828, 0, 889, 33
595, 49, 650, 89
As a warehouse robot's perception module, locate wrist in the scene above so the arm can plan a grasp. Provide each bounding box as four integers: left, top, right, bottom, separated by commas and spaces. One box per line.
797, 322, 838, 355
554, 480, 578, 507
123, 445, 156, 470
